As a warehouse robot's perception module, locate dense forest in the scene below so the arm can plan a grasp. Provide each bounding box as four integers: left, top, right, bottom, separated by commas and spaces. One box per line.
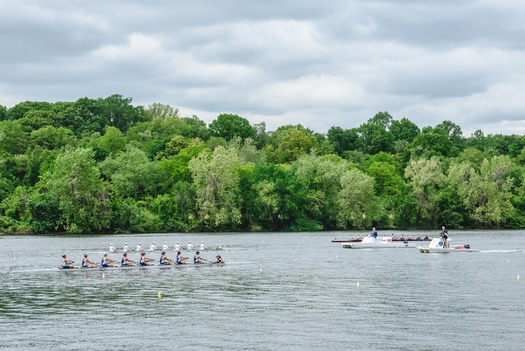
1, 94, 525, 234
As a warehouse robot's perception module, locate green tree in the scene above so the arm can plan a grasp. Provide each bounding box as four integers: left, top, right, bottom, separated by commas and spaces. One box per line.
33, 148, 111, 233
188, 146, 243, 230
336, 169, 382, 229
263, 126, 319, 164
209, 113, 255, 141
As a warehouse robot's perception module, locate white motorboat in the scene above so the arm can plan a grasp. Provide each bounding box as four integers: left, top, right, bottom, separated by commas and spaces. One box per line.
418, 238, 478, 253
341, 236, 416, 249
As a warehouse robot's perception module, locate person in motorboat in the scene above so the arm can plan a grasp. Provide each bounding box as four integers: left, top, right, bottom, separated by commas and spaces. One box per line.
174, 241, 182, 251
136, 243, 144, 251
109, 243, 117, 253
123, 243, 130, 252
214, 255, 225, 264
187, 241, 194, 251
121, 253, 136, 267
176, 251, 189, 264
199, 241, 207, 251
101, 254, 116, 268
159, 252, 174, 265
139, 252, 154, 266
194, 251, 210, 264
150, 242, 157, 251
82, 254, 97, 268
371, 227, 378, 238
440, 226, 450, 248
62, 254, 75, 269
162, 242, 169, 251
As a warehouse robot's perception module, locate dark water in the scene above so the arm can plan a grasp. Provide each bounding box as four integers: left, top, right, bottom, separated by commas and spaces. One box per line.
0, 231, 523, 351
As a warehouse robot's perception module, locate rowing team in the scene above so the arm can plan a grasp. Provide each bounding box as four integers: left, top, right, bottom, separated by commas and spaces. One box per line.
109, 241, 218, 253
61, 251, 225, 269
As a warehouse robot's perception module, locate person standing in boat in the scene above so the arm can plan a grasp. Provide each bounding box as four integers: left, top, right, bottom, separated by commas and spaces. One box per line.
371, 227, 378, 238
440, 226, 450, 248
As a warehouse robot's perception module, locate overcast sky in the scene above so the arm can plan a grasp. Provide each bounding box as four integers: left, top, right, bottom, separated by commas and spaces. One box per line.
1, 0, 525, 136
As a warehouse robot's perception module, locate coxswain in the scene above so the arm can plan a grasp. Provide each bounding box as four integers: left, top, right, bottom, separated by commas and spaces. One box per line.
194, 251, 210, 264
150, 242, 157, 251
214, 255, 224, 264
187, 241, 194, 251
136, 243, 144, 251
109, 243, 117, 253
82, 254, 96, 268
101, 253, 115, 268
176, 251, 189, 265
162, 242, 169, 251
159, 251, 173, 265
62, 254, 75, 269
121, 253, 135, 267
139, 252, 154, 266
123, 243, 130, 252
371, 227, 378, 238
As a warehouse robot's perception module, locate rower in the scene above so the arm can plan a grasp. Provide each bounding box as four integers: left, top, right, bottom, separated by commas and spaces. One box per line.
123, 243, 130, 252
62, 254, 75, 269
136, 243, 144, 251
174, 241, 182, 251
101, 253, 115, 268
109, 243, 117, 253
199, 241, 207, 251
159, 251, 173, 265
162, 242, 169, 251
121, 253, 135, 267
176, 251, 189, 264
214, 255, 224, 264
187, 241, 194, 251
194, 251, 210, 264
139, 252, 154, 266
82, 254, 96, 268
150, 242, 157, 251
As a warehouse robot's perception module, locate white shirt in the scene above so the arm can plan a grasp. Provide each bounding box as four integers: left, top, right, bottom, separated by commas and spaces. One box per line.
162, 243, 169, 251
109, 245, 116, 252
200, 243, 206, 250
187, 243, 194, 250
150, 244, 157, 251
136, 244, 143, 251
175, 243, 181, 251
123, 244, 130, 252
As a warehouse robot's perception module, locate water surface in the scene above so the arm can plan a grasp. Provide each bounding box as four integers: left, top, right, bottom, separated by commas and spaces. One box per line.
1, 230, 523, 351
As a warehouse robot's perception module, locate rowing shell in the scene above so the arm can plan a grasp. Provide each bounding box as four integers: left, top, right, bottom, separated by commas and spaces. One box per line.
59, 263, 225, 271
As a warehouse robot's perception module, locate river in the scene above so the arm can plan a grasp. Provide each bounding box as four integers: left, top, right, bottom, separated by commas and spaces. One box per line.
0, 230, 523, 351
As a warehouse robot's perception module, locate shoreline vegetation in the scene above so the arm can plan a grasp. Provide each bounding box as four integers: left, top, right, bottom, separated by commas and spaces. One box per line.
1, 95, 525, 235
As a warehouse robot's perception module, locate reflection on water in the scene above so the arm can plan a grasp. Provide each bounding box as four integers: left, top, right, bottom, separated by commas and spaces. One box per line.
1, 231, 524, 351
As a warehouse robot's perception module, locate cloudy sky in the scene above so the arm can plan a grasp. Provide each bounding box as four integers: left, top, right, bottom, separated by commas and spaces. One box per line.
1, 0, 525, 135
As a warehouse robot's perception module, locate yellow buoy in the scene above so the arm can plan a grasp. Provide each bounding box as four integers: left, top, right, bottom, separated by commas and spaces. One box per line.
518, 275, 520, 281
158, 291, 163, 298
259, 268, 263, 272
356, 281, 360, 288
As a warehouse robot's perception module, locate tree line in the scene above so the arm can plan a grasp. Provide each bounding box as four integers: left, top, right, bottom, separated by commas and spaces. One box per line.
1, 94, 525, 234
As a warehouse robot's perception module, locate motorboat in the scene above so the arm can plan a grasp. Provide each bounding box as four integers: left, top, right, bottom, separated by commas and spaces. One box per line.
418, 238, 478, 253
341, 236, 417, 249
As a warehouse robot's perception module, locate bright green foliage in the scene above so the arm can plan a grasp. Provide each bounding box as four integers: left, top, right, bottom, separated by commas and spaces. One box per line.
34, 148, 111, 233
447, 156, 515, 228
188, 146, 243, 230
209, 113, 255, 141
405, 157, 445, 227
100, 145, 166, 200
0, 120, 29, 155
263, 126, 319, 163
336, 169, 381, 228
30, 126, 77, 150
